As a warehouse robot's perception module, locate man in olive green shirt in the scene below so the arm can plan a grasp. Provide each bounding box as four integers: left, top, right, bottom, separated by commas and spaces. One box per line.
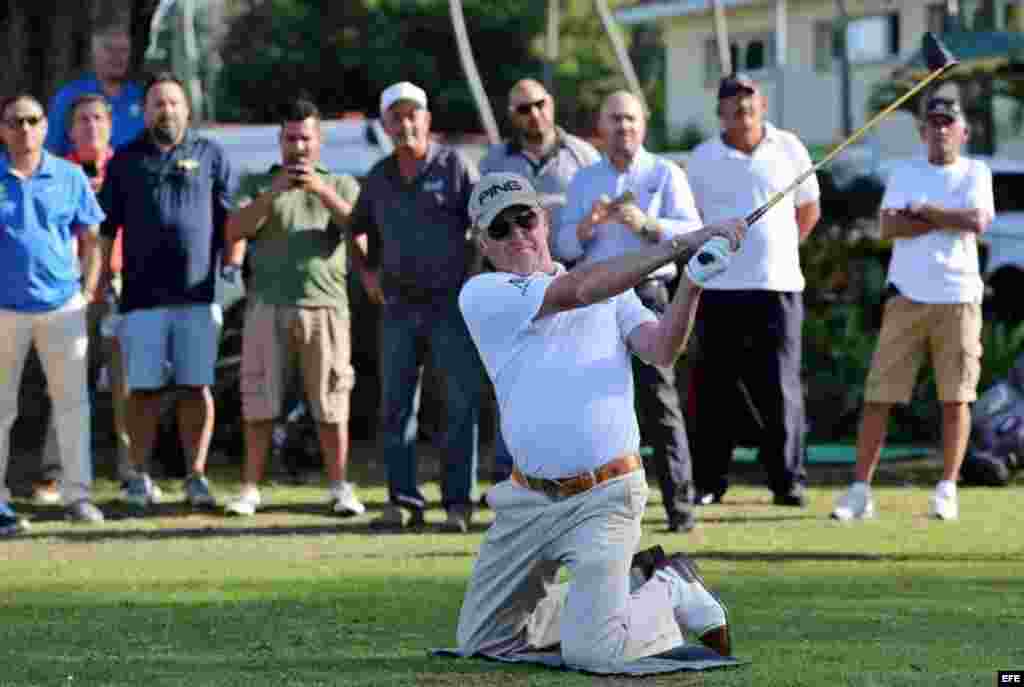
223, 98, 365, 517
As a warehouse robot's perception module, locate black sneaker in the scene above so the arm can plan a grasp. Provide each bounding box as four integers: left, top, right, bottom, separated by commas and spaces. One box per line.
773, 484, 808, 507
667, 508, 697, 533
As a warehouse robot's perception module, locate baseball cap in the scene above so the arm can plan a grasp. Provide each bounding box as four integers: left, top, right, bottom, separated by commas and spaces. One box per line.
717, 73, 758, 99
380, 82, 428, 115
468, 173, 539, 231
924, 95, 964, 122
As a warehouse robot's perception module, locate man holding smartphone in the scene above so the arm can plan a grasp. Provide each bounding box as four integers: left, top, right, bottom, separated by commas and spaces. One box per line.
222, 98, 365, 518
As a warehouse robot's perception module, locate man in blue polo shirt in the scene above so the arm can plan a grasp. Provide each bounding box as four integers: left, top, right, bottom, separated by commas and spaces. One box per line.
0, 94, 107, 535
98, 73, 234, 513
350, 82, 484, 533
46, 22, 144, 156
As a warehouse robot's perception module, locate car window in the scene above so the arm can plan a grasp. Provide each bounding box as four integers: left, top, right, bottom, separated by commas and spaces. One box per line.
993, 173, 1024, 214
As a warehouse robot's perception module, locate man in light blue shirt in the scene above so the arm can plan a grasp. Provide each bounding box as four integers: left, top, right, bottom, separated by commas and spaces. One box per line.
45, 23, 144, 156
0, 94, 107, 535
560, 91, 703, 532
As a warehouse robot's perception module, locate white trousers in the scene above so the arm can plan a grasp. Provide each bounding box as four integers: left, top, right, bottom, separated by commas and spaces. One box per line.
0, 295, 92, 505
456, 470, 683, 673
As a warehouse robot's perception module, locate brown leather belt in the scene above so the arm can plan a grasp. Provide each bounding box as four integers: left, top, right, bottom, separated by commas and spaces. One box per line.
511, 454, 642, 500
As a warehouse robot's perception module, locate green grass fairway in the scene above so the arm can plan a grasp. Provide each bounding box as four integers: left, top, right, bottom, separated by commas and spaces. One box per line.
2, 468, 1023, 686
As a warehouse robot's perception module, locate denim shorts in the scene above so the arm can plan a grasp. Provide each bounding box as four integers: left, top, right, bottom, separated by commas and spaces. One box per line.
118, 304, 223, 390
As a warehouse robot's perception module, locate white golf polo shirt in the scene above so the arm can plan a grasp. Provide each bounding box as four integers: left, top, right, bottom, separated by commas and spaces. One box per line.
459, 265, 656, 479
687, 123, 820, 292
880, 156, 993, 304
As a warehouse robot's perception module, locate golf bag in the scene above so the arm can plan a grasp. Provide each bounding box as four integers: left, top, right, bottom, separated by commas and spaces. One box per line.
965, 353, 1024, 485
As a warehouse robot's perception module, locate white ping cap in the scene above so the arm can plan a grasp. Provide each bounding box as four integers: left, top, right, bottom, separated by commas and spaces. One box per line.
468, 173, 540, 231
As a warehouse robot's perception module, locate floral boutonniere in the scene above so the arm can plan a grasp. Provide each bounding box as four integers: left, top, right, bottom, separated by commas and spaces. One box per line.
176, 158, 200, 173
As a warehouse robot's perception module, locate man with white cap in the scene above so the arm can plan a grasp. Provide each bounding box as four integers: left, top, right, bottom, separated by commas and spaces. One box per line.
455, 171, 746, 671
349, 81, 484, 533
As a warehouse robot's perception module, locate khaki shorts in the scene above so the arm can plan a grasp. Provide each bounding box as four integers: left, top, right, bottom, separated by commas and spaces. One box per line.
864, 296, 983, 404
241, 301, 355, 423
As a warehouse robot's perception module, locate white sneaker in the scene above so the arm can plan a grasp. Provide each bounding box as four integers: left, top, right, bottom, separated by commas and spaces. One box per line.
224, 488, 261, 517
929, 487, 958, 521
831, 484, 875, 521
329, 482, 366, 517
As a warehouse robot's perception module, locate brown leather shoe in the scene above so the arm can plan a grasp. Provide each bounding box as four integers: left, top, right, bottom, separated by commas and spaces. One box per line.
658, 552, 732, 657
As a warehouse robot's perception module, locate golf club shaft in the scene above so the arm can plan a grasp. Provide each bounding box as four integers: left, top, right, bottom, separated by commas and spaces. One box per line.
745, 63, 954, 227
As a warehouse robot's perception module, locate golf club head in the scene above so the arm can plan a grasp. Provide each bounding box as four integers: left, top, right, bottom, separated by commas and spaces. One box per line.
923, 32, 959, 72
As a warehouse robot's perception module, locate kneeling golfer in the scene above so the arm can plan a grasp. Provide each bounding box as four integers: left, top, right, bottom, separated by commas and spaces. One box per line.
455, 173, 743, 673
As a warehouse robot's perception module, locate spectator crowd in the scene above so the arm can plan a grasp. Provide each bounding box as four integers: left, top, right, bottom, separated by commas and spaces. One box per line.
0, 18, 994, 538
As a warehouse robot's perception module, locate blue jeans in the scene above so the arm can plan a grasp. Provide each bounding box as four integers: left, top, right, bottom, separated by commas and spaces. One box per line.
378, 299, 483, 509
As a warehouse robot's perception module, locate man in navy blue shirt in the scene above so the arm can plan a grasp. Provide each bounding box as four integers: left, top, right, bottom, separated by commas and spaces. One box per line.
46, 21, 144, 157
0, 94, 107, 535
98, 73, 234, 513
350, 82, 484, 533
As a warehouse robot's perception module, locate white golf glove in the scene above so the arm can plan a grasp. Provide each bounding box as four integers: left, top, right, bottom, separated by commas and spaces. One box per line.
684, 236, 733, 287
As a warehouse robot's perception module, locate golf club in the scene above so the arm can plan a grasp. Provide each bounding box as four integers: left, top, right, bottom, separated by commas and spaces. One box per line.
744, 32, 959, 227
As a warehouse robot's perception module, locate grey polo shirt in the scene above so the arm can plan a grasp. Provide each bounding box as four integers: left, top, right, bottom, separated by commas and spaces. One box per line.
351, 143, 478, 303
478, 129, 599, 235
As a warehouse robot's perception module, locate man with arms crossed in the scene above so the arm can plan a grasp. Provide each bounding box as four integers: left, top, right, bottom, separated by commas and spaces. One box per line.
455, 172, 743, 672
559, 91, 703, 532
223, 98, 365, 517
832, 95, 993, 522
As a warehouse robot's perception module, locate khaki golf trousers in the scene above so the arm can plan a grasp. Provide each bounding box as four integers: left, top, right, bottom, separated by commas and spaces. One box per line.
456, 469, 683, 673
0, 294, 92, 505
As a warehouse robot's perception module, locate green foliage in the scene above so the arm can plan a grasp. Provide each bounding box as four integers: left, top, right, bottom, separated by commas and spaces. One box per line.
979, 319, 1024, 392
662, 121, 707, 151
215, 0, 639, 134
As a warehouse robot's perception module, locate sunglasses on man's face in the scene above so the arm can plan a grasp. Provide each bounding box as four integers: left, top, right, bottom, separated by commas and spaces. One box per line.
488, 208, 541, 241
3, 115, 43, 129
513, 99, 546, 116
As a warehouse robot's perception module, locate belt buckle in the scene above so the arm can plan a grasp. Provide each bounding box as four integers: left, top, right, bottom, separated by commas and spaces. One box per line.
540, 479, 563, 500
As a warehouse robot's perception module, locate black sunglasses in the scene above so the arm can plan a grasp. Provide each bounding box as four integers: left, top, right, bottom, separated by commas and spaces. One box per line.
4, 115, 43, 128
488, 208, 541, 241
513, 99, 546, 116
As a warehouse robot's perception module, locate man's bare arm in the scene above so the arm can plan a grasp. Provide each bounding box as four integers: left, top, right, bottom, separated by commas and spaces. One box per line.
797, 201, 821, 242
627, 276, 703, 367
879, 209, 935, 240
78, 226, 102, 300
916, 204, 993, 234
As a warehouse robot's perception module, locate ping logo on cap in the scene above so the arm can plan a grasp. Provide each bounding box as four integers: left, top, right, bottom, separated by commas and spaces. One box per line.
478, 179, 523, 205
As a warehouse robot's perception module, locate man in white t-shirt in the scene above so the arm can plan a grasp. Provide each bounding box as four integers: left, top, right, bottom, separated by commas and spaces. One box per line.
832, 95, 993, 522
454, 171, 745, 672
686, 73, 821, 507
